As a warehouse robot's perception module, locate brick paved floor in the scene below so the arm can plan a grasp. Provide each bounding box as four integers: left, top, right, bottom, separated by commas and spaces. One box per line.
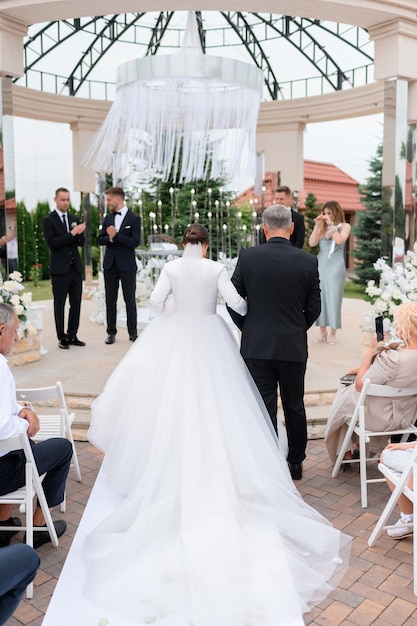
4, 438, 417, 626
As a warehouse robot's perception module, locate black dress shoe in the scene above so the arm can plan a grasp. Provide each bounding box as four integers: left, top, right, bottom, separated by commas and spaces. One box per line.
68, 337, 86, 347
0, 517, 22, 548
25, 519, 67, 549
289, 463, 303, 480
58, 339, 69, 350
129, 335, 138, 342
105, 334, 115, 344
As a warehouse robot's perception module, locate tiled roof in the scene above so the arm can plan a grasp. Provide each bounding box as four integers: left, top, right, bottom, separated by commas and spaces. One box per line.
238, 160, 363, 213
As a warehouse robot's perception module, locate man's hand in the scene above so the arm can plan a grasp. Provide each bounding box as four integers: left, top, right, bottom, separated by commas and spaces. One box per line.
70, 223, 86, 236
18, 407, 40, 438
106, 225, 117, 240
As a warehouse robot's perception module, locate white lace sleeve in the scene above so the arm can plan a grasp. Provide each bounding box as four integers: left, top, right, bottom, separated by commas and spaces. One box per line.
217, 266, 247, 315
149, 267, 172, 317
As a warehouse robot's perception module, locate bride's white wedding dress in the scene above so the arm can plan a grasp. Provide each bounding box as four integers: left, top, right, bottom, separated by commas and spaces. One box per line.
85, 245, 351, 626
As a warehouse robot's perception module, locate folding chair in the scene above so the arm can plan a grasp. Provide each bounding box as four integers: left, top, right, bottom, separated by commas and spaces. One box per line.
16, 381, 82, 512
0, 431, 59, 598
368, 446, 417, 595
331, 378, 417, 508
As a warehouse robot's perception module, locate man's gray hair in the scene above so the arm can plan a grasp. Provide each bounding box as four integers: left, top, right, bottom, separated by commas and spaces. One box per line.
0, 303, 16, 326
262, 204, 292, 231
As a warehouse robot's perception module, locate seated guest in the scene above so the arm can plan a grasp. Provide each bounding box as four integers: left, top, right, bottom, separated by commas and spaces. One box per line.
0, 302, 73, 549
325, 301, 417, 464
0, 544, 39, 624
380, 441, 416, 539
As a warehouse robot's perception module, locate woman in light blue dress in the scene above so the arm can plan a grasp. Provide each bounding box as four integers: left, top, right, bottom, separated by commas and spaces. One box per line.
309, 201, 351, 344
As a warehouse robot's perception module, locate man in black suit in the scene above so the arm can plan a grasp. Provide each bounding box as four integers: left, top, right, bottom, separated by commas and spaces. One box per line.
228, 205, 320, 480
275, 185, 305, 249
42, 187, 86, 350
98, 187, 141, 344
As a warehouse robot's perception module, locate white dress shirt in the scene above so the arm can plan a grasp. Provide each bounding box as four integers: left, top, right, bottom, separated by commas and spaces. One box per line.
0, 354, 28, 447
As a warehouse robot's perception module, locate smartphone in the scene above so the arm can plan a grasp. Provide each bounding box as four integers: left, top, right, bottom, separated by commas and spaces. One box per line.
339, 374, 356, 385
375, 315, 384, 342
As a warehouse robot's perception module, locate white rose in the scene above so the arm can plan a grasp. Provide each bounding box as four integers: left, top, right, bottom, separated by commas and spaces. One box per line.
9, 271, 22, 282
13, 304, 24, 316
9, 294, 21, 306
3, 280, 16, 292
21, 292, 32, 306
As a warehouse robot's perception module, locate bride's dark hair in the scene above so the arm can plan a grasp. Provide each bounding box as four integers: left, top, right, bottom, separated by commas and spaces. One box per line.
182, 224, 209, 245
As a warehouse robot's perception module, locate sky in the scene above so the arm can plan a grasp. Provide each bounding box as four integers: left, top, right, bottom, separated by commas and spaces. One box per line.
13, 110, 384, 212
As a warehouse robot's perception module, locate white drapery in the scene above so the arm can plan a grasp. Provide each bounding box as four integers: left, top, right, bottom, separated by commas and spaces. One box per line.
84, 12, 263, 183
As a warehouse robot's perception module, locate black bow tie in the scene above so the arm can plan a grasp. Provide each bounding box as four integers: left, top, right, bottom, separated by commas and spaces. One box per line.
114, 211, 122, 216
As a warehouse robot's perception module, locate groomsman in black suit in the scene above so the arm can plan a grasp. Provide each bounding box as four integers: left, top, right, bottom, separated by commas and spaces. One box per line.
275, 185, 305, 249
98, 187, 141, 344
42, 187, 86, 350
228, 205, 320, 480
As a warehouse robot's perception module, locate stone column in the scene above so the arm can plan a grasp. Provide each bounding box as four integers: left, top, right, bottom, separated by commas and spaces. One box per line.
256, 117, 305, 192
0, 77, 17, 278
0, 16, 27, 278
369, 18, 417, 265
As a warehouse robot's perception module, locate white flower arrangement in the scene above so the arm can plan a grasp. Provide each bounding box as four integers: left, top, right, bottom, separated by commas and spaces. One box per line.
364, 251, 417, 332
0, 271, 36, 336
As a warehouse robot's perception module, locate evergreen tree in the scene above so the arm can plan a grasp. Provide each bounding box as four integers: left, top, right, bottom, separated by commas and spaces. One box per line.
351, 144, 383, 285
16, 202, 36, 280
32, 201, 51, 279
302, 193, 321, 255
131, 177, 244, 259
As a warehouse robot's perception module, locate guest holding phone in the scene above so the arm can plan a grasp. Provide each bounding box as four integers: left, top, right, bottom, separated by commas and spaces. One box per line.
309, 201, 350, 345
325, 301, 417, 464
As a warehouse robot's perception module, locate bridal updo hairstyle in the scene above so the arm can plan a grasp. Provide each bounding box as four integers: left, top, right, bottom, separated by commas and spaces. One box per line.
183, 224, 209, 245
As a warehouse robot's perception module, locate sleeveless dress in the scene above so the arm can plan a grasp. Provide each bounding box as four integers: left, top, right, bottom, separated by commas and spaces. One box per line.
85, 245, 351, 626
316, 236, 346, 329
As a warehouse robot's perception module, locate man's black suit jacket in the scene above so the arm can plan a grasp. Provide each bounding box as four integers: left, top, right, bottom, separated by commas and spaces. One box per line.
42, 211, 85, 275
290, 209, 305, 249
98, 210, 141, 272
229, 237, 320, 362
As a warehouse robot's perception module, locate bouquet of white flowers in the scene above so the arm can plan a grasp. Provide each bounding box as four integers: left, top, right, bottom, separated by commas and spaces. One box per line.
0, 271, 36, 336
364, 251, 417, 332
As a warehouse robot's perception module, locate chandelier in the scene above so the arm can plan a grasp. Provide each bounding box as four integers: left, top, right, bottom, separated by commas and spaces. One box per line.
85, 11, 263, 183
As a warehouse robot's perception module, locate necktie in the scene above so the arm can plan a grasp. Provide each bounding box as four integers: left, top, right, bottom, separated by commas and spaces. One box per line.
115, 211, 122, 216
62, 214, 68, 231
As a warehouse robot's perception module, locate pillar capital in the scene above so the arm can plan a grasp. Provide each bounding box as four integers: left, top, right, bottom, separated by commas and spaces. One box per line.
0, 15, 27, 78
369, 18, 417, 82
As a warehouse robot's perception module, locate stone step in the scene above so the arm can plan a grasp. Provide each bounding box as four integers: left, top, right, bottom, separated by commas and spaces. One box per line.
68, 390, 336, 442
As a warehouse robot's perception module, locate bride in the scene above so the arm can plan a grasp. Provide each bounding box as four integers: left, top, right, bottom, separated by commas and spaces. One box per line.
85, 224, 351, 626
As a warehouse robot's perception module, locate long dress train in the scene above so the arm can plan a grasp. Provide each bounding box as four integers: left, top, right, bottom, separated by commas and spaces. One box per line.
85, 247, 351, 625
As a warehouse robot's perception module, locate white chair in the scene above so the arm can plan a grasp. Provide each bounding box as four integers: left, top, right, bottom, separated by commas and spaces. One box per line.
0, 431, 59, 598
331, 378, 417, 508
368, 447, 417, 595
16, 381, 82, 512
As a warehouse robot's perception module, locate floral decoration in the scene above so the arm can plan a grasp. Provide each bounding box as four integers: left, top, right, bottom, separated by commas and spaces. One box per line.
364, 251, 417, 332
0, 271, 36, 336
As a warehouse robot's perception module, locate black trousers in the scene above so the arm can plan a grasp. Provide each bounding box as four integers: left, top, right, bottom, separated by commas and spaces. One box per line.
51, 267, 83, 341
244, 358, 307, 465
0, 544, 39, 623
104, 266, 137, 337
0, 438, 72, 508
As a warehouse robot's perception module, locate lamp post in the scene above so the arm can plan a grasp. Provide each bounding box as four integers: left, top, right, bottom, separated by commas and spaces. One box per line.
190, 188, 195, 223
236, 211, 242, 254
207, 211, 212, 259
215, 199, 220, 259
169, 187, 175, 237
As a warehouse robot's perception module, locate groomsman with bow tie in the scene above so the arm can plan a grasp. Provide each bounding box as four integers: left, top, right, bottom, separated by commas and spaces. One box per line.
98, 187, 141, 345
42, 187, 86, 350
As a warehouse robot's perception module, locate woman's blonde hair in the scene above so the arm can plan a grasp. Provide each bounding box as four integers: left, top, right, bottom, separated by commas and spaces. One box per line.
317, 201, 346, 239
394, 301, 417, 345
